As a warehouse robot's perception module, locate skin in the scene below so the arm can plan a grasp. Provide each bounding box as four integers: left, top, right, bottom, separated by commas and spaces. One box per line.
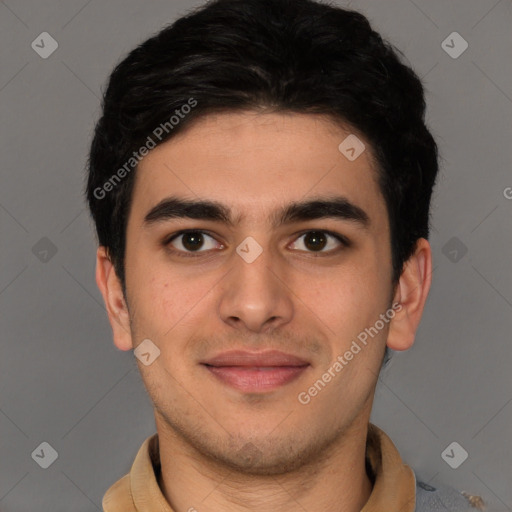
96, 111, 432, 512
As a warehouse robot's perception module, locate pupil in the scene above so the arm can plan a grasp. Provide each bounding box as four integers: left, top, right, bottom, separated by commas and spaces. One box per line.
183, 232, 203, 251
305, 231, 327, 251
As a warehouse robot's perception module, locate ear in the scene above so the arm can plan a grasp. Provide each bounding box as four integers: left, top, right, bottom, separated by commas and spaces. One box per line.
95, 246, 133, 351
387, 238, 432, 351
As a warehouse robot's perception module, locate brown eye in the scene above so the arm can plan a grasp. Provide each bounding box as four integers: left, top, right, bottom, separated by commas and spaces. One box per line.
303, 231, 328, 251
167, 231, 220, 255
181, 232, 205, 251
290, 230, 348, 254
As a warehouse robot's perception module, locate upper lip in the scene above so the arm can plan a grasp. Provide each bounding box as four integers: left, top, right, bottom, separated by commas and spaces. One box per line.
202, 350, 310, 367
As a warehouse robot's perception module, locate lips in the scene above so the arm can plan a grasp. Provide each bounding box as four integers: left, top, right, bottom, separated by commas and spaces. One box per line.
203, 349, 309, 367
201, 350, 310, 392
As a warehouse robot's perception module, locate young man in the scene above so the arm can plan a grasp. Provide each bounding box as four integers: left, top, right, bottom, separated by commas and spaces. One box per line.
86, 0, 483, 510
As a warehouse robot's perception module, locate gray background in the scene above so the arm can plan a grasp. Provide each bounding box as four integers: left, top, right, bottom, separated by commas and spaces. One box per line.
1, 0, 511, 510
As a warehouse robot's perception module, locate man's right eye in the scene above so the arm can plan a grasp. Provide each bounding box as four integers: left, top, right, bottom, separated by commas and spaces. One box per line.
164, 230, 223, 257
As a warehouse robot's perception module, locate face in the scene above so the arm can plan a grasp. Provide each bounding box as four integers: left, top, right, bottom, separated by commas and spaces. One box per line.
117, 111, 399, 474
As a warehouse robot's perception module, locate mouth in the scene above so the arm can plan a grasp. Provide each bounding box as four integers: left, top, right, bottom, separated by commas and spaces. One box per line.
201, 350, 310, 393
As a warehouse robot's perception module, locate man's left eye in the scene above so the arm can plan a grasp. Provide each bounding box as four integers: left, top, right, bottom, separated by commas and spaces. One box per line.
290, 231, 349, 253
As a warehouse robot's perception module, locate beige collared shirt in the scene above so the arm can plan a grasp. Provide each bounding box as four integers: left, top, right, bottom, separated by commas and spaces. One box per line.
102, 423, 417, 512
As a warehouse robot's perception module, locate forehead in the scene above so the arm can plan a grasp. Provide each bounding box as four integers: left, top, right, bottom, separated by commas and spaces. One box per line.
129, 111, 385, 227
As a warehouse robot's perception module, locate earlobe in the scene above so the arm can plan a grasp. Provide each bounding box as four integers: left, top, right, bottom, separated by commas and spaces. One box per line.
386, 238, 432, 351
95, 246, 133, 351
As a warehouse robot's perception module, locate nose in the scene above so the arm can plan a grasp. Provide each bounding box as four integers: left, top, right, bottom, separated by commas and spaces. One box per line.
218, 243, 294, 334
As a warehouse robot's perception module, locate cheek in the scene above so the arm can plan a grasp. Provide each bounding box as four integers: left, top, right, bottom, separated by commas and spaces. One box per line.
127, 264, 178, 336
124, 230, 209, 340
147, 278, 186, 330
326, 284, 374, 338
317, 261, 391, 341
134, 268, 217, 343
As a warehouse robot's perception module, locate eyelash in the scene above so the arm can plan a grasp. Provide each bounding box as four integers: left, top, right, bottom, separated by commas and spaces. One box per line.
162, 229, 351, 258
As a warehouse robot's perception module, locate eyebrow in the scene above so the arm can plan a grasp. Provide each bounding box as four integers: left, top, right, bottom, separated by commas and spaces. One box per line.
143, 195, 370, 230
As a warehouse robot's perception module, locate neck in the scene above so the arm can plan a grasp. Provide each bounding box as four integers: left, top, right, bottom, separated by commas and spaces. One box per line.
156, 419, 373, 512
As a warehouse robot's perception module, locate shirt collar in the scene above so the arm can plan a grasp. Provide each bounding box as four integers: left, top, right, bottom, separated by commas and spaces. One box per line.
102, 422, 416, 512
361, 423, 416, 512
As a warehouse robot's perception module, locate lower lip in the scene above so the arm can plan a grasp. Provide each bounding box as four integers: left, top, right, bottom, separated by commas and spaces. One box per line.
203, 365, 309, 392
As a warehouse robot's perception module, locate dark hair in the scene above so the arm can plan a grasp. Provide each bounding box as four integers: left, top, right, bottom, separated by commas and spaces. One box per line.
86, 0, 439, 296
